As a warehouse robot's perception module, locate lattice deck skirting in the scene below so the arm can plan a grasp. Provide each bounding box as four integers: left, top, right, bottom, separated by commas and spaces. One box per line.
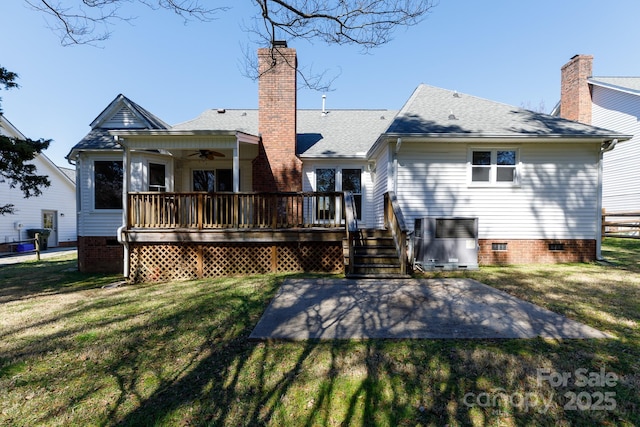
129, 242, 343, 283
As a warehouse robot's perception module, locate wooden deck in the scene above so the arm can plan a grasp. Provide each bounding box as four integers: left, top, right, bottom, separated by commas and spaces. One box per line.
122, 191, 409, 282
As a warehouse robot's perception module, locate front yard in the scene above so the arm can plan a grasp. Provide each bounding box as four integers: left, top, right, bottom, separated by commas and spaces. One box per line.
0, 239, 638, 426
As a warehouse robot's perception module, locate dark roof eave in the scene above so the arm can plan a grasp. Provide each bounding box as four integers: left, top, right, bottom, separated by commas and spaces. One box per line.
108, 129, 255, 137
298, 154, 368, 160
379, 132, 631, 141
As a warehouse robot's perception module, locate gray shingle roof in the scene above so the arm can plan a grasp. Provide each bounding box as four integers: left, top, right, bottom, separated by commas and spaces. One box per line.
589, 77, 640, 95
173, 109, 397, 158
386, 84, 625, 138
71, 128, 122, 151
58, 166, 76, 183
297, 110, 395, 157
173, 109, 258, 135
71, 84, 628, 159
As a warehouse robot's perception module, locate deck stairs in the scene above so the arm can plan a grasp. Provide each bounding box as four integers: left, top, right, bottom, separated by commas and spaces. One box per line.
345, 228, 411, 279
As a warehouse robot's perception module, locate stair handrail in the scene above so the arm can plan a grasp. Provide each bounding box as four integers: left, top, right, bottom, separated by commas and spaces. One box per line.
343, 191, 358, 275
384, 191, 410, 275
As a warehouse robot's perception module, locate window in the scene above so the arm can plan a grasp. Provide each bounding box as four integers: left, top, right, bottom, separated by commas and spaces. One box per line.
342, 169, 362, 219
94, 161, 123, 209
316, 168, 336, 220
193, 170, 216, 192
315, 168, 363, 221
193, 169, 233, 192
469, 148, 518, 185
149, 163, 166, 192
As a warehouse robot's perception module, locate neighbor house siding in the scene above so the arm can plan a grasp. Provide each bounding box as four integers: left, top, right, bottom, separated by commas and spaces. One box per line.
594, 86, 640, 212
395, 141, 600, 239
0, 154, 76, 247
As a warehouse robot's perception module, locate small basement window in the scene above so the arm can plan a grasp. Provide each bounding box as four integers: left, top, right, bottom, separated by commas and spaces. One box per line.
492, 242, 508, 251
549, 243, 565, 251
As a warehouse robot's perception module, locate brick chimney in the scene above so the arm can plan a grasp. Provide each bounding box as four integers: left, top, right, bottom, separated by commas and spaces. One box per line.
560, 54, 593, 124
253, 42, 302, 192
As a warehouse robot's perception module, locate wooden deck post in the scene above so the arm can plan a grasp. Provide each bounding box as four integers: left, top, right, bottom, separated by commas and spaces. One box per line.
271, 245, 278, 272
35, 233, 41, 261
196, 245, 204, 278
197, 193, 204, 230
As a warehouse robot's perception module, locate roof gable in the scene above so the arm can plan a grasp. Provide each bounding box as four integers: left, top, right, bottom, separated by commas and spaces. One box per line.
90, 94, 170, 130
68, 94, 170, 157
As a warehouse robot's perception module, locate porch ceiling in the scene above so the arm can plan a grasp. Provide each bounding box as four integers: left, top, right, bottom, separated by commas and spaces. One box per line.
171, 146, 258, 161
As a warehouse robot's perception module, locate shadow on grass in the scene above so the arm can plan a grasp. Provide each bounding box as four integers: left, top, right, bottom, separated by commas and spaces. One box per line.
1, 250, 639, 426
0, 257, 122, 304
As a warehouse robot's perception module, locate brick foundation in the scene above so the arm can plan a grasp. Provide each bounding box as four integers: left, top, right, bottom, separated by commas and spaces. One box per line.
478, 239, 596, 265
78, 236, 123, 273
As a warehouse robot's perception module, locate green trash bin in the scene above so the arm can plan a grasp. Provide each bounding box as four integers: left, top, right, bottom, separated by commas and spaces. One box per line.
27, 228, 51, 251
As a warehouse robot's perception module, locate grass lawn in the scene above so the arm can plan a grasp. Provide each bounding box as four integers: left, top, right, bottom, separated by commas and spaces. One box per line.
0, 240, 638, 426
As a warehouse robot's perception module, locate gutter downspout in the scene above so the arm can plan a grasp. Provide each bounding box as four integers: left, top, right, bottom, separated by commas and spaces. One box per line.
116, 136, 130, 278
596, 139, 618, 260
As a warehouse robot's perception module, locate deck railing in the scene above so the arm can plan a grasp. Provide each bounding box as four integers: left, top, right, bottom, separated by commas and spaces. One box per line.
384, 191, 410, 275
343, 191, 359, 275
127, 192, 346, 229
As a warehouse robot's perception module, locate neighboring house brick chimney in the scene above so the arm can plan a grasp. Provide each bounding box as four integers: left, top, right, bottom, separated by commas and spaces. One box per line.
560, 54, 593, 124
253, 43, 302, 192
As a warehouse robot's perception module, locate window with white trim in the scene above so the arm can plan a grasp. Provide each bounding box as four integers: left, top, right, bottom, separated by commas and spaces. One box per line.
94, 160, 123, 209
469, 148, 519, 186
148, 163, 166, 192
315, 167, 363, 221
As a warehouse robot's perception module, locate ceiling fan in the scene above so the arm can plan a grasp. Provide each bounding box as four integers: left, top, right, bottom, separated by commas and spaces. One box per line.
188, 149, 225, 160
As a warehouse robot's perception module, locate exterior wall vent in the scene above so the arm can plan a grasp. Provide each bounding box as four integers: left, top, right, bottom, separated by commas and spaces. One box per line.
549, 243, 565, 251
492, 242, 508, 251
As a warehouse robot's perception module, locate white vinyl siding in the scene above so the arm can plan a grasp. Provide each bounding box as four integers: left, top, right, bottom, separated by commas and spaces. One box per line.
102, 106, 147, 129
0, 154, 76, 246
371, 149, 391, 228
395, 141, 600, 239
594, 86, 640, 212
77, 152, 123, 237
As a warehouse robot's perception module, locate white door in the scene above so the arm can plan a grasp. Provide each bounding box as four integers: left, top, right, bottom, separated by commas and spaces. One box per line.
42, 210, 58, 247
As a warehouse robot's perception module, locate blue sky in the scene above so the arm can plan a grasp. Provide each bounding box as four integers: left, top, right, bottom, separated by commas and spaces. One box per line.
2, 0, 640, 167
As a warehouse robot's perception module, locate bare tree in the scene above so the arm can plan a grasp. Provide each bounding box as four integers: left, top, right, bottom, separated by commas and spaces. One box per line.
25, 0, 435, 48
24, 1, 436, 89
